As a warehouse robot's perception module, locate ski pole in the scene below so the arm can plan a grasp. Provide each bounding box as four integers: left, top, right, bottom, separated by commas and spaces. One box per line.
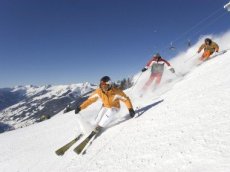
184, 53, 198, 63
131, 72, 143, 92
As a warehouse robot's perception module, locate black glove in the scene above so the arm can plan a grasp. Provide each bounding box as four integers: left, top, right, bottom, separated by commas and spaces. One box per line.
64, 105, 72, 113
75, 106, 81, 114
142, 68, 147, 72
170, 68, 175, 73
129, 108, 135, 118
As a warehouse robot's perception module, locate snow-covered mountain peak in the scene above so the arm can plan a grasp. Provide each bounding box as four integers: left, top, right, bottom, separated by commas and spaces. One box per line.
0, 83, 96, 131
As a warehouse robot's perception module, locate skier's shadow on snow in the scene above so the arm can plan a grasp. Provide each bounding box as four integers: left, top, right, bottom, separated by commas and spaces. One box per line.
108, 99, 164, 129
135, 99, 164, 118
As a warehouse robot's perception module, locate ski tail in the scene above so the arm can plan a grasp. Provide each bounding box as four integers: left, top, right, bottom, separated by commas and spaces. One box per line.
55, 134, 83, 156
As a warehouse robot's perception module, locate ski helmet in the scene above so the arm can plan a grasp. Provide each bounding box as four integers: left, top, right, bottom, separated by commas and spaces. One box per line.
100, 76, 111, 83
154, 53, 161, 57
153, 53, 161, 60
100, 76, 112, 90
205, 38, 212, 44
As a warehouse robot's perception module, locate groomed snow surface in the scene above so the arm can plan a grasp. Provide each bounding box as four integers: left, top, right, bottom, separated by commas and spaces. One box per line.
0, 31, 230, 172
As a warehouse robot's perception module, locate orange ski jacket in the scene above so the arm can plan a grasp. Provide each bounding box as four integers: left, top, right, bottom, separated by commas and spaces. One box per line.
198, 41, 219, 53
80, 87, 133, 110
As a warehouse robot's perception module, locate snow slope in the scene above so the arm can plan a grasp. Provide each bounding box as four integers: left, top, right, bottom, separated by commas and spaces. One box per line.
0, 32, 230, 172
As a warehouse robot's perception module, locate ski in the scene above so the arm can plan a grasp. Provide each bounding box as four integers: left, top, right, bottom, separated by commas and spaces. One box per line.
55, 134, 83, 156
211, 49, 227, 58
73, 131, 97, 155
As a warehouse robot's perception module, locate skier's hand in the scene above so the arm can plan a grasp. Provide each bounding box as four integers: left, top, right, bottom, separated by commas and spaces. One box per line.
75, 106, 81, 114
170, 68, 175, 73
197, 50, 200, 53
215, 49, 219, 52
142, 68, 147, 72
129, 108, 135, 118
64, 105, 72, 113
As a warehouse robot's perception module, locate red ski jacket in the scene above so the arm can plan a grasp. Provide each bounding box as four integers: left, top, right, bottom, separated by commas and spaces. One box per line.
145, 57, 172, 73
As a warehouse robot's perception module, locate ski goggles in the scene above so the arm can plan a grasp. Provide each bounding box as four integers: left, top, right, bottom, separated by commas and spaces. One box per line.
100, 80, 112, 86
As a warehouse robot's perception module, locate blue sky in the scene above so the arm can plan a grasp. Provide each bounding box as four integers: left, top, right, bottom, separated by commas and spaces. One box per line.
0, 0, 229, 88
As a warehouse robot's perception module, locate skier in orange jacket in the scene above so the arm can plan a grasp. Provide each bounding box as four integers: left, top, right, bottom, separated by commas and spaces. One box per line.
75, 76, 135, 133
197, 38, 219, 61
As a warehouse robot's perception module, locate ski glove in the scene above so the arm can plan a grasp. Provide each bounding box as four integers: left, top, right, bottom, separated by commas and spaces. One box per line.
142, 68, 147, 72
64, 105, 72, 113
129, 108, 135, 118
170, 68, 175, 73
75, 106, 81, 114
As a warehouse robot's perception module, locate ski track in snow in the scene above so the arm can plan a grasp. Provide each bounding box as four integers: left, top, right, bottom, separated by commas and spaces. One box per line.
1, 31, 230, 172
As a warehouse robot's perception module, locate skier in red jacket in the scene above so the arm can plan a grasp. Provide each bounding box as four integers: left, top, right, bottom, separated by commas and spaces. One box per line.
141, 53, 175, 93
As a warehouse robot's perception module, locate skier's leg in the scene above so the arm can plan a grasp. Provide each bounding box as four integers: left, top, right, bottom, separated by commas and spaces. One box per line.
142, 74, 156, 90
73, 108, 119, 154
96, 107, 118, 129
155, 73, 163, 85
95, 107, 107, 125
152, 73, 162, 90
200, 50, 211, 61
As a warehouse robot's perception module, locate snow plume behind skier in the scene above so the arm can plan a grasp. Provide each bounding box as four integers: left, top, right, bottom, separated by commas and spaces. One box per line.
139, 53, 175, 96
130, 31, 230, 100
75, 76, 135, 134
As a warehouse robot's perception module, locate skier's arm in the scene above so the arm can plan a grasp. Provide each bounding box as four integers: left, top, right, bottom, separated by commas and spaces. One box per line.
116, 90, 135, 117
114, 89, 133, 109
142, 57, 154, 72
79, 90, 99, 110
162, 59, 175, 73
214, 42, 219, 52
146, 57, 155, 67
114, 89, 135, 117
161, 58, 171, 67
198, 44, 205, 53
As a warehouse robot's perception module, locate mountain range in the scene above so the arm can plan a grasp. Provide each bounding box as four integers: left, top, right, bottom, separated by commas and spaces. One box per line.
0, 83, 96, 133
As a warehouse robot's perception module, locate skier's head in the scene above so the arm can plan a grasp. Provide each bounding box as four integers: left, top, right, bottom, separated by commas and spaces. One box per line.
100, 76, 112, 91
153, 53, 161, 60
205, 38, 212, 45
